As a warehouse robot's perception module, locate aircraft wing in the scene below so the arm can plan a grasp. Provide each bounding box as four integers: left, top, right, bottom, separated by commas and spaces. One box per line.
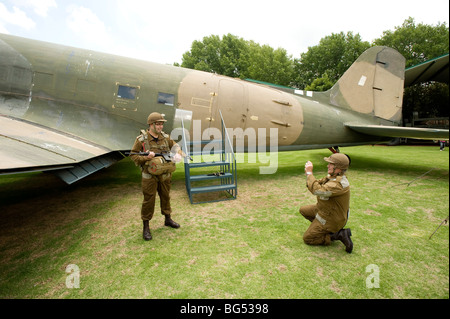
0, 116, 124, 184
404, 54, 449, 87
345, 122, 449, 140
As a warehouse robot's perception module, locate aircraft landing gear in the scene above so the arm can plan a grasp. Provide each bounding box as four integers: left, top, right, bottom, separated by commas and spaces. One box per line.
328, 146, 340, 153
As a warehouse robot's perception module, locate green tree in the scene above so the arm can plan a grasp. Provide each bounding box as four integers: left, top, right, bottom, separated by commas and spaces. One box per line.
181, 34, 249, 78
374, 17, 449, 67
292, 32, 370, 90
246, 42, 295, 86
374, 18, 449, 123
181, 34, 294, 86
402, 82, 449, 126
305, 73, 334, 91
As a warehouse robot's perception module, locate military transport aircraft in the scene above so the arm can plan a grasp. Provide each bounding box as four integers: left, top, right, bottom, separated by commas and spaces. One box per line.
0, 33, 448, 184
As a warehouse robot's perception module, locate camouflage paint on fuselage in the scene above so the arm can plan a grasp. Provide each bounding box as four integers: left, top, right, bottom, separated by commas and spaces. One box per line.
1, 34, 447, 175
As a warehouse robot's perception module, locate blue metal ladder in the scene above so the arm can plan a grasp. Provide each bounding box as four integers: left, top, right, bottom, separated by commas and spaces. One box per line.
181, 110, 237, 204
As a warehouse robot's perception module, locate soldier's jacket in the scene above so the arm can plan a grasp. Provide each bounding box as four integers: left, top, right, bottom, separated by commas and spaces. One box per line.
306, 174, 350, 231
130, 130, 181, 175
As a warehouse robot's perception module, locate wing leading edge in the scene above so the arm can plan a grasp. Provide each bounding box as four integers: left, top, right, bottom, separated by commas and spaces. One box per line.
345, 122, 449, 140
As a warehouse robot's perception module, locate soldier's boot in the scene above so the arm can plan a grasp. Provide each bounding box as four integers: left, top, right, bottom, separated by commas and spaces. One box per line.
331, 228, 353, 253
143, 220, 152, 241
164, 215, 180, 229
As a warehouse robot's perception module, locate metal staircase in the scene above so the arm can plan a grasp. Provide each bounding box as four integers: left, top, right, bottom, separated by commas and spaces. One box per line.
181, 110, 237, 204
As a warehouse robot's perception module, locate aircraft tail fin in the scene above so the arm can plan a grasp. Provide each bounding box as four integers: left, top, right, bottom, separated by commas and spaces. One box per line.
327, 46, 406, 123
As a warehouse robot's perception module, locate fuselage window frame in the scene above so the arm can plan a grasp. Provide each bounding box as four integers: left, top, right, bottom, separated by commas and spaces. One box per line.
117, 85, 138, 100
157, 92, 175, 106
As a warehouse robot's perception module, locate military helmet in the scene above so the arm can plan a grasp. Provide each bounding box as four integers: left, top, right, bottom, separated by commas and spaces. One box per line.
324, 153, 350, 170
147, 112, 167, 124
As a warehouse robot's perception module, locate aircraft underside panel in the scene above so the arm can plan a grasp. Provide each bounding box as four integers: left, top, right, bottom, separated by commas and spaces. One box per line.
0, 115, 112, 173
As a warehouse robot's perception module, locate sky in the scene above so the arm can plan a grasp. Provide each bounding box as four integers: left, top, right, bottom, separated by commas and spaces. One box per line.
0, 0, 449, 65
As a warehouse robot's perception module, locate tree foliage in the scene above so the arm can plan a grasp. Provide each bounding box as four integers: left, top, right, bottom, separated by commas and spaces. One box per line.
374, 17, 449, 122
374, 17, 449, 68
402, 82, 449, 123
246, 42, 295, 86
292, 32, 370, 90
305, 73, 334, 92
181, 34, 249, 78
181, 34, 295, 86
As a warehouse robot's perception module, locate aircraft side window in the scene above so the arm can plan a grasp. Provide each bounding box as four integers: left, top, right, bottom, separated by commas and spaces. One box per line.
157, 92, 174, 106
117, 85, 137, 100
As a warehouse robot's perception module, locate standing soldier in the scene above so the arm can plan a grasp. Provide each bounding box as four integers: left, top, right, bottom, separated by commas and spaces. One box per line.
299, 153, 353, 253
130, 112, 183, 241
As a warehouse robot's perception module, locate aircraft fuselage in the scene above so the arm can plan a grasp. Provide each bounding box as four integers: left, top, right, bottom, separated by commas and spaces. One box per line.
0, 33, 393, 156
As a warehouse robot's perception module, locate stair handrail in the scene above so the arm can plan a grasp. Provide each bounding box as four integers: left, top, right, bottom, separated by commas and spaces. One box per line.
219, 109, 235, 162
180, 117, 192, 198
219, 110, 237, 197
180, 117, 190, 164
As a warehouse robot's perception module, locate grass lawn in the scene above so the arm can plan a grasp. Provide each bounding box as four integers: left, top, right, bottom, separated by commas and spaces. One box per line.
0, 145, 448, 299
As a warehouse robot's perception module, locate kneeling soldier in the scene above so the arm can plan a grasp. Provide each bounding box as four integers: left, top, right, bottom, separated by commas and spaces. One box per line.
299, 153, 353, 253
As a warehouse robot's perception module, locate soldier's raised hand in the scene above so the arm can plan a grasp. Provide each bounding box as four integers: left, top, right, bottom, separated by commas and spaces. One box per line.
305, 161, 313, 174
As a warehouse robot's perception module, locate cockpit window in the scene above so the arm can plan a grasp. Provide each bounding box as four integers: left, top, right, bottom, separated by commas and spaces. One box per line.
118, 85, 137, 100
158, 92, 174, 106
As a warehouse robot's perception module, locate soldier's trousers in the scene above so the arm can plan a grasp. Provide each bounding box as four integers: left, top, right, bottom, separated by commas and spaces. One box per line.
141, 173, 172, 221
299, 204, 335, 246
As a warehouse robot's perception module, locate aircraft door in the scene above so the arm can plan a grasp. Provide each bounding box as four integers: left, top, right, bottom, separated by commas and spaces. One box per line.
216, 79, 247, 129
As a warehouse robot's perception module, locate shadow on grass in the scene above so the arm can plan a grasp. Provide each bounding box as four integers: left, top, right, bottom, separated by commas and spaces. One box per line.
1, 146, 448, 207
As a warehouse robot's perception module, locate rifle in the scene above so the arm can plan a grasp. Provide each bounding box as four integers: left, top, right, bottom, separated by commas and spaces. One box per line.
429, 215, 449, 239
125, 151, 193, 162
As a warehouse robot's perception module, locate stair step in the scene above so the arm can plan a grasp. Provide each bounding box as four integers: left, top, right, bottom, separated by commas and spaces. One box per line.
190, 184, 237, 194
188, 161, 230, 168
190, 149, 225, 156
189, 139, 222, 145
190, 172, 233, 182
181, 112, 237, 204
